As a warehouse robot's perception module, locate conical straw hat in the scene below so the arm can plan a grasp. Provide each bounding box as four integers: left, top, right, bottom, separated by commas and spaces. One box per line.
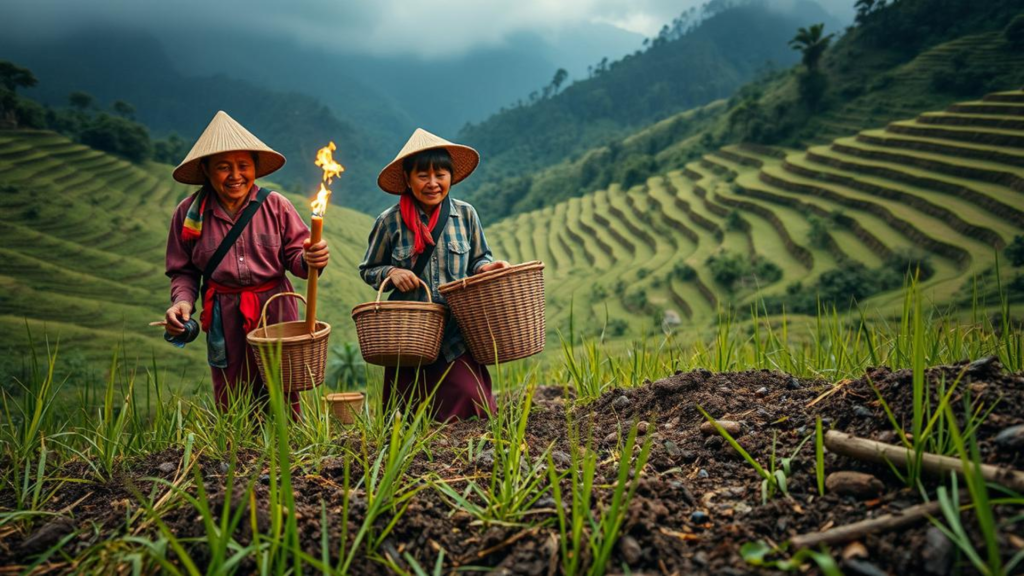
173, 111, 286, 185
377, 128, 480, 194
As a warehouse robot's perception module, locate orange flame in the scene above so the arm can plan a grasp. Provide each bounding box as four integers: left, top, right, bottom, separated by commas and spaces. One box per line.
311, 141, 344, 217
311, 182, 331, 218
315, 141, 345, 184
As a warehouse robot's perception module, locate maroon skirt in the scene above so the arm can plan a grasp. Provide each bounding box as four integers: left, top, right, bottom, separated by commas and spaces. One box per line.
383, 354, 497, 421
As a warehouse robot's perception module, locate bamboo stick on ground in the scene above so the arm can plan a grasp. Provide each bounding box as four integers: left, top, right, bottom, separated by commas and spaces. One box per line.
824, 430, 1024, 493
790, 501, 942, 549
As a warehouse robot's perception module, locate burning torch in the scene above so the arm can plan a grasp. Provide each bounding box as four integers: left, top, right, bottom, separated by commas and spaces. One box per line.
307, 141, 344, 332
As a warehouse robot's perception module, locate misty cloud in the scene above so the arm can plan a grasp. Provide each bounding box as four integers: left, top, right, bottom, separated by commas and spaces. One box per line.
1, 0, 853, 59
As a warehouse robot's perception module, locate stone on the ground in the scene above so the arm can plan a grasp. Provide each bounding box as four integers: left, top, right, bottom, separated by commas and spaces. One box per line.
475, 449, 495, 468
19, 517, 74, 555
854, 405, 874, 418
826, 471, 884, 498
620, 535, 642, 564
550, 450, 572, 467
612, 395, 631, 409
923, 526, 953, 575
664, 440, 682, 458
967, 355, 998, 374
995, 424, 1024, 450
844, 558, 888, 576
699, 419, 741, 436
842, 541, 868, 561
690, 510, 709, 524
636, 421, 649, 435
157, 462, 176, 474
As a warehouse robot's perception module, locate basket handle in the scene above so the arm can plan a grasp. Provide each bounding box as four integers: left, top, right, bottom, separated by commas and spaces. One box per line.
377, 274, 433, 308
259, 291, 307, 332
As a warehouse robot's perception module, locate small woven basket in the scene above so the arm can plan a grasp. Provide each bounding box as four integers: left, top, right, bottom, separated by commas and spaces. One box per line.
326, 392, 365, 425
246, 292, 331, 393
352, 277, 447, 367
438, 261, 545, 365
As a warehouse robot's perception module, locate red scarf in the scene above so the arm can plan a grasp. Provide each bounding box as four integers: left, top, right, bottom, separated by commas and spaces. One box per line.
400, 193, 443, 255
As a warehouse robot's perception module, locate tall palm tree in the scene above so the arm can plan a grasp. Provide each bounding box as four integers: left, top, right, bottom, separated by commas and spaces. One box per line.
789, 23, 834, 73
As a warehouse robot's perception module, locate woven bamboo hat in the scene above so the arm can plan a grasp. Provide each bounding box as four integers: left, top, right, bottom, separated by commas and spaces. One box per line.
172, 111, 286, 185
377, 128, 480, 194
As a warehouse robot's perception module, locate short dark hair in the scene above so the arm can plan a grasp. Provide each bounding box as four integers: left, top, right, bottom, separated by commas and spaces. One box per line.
402, 148, 453, 176
200, 151, 260, 170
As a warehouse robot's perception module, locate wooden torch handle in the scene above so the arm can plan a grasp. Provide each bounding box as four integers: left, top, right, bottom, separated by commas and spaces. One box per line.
304, 216, 323, 332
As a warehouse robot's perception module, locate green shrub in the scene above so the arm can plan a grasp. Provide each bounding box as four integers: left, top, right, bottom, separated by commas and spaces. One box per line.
885, 249, 935, 282
708, 251, 746, 288
673, 261, 697, 281
79, 113, 153, 163
153, 133, 190, 165
725, 210, 746, 231
624, 289, 649, 312
605, 318, 628, 337
1006, 235, 1024, 267
808, 216, 831, 248
750, 256, 783, 285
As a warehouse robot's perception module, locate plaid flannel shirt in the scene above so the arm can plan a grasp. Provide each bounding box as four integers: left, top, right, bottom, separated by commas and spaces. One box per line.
358, 197, 494, 362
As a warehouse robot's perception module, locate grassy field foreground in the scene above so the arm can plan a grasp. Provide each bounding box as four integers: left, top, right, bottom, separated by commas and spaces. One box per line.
0, 281, 1022, 574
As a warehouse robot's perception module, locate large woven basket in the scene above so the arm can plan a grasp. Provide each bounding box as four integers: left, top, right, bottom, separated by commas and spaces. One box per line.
246, 292, 330, 393
438, 261, 545, 365
352, 277, 447, 367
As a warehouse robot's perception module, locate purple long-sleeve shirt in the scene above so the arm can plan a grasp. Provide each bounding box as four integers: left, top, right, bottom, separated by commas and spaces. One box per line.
166, 185, 310, 409
166, 185, 310, 305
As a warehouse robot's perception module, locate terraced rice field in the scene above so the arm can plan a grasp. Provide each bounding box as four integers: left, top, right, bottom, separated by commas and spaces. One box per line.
0, 130, 375, 382
488, 89, 1024, 339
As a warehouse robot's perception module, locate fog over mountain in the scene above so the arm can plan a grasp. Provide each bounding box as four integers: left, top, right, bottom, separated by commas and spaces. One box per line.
0, 0, 853, 212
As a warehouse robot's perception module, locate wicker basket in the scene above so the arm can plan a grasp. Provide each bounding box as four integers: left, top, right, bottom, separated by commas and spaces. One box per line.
438, 261, 545, 365
352, 276, 447, 367
326, 392, 365, 425
246, 292, 330, 393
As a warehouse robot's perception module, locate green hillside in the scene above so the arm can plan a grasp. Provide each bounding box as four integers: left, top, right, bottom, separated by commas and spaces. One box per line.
458, 1, 831, 221
462, 0, 1024, 226
487, 88, 1024, 340
0, 130, 375, 385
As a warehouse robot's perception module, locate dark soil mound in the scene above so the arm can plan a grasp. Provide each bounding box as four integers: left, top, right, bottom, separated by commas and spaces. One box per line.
3, 358, 1022, 574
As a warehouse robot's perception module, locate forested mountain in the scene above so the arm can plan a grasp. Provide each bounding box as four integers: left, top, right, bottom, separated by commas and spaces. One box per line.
457, 0, 840, 222
0, 30, 397, 212
0, 22, 642, 216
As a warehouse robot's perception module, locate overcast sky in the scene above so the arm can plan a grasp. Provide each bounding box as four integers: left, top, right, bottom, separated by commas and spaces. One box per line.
1, 0, 854, 59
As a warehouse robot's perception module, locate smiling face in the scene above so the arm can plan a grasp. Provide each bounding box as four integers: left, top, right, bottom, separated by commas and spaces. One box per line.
406, 164, 451, 212
201, 151, 257, 205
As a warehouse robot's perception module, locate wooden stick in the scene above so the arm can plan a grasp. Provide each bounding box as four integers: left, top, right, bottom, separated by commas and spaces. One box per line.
304, 216, 323, 332
825, 430, 1024, 493
790, 501, 941, 549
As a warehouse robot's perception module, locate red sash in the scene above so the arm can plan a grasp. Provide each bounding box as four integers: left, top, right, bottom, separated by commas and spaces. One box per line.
201, 278, 281, 334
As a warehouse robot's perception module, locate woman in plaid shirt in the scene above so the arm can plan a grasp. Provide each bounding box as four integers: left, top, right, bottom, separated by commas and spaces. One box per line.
359, 128, 509, 420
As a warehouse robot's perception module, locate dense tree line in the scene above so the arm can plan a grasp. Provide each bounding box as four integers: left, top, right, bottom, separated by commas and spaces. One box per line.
0, 60, 185, 164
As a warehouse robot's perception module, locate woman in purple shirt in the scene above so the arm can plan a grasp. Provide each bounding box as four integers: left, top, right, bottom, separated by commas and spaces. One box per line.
164, 111, 329, 415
